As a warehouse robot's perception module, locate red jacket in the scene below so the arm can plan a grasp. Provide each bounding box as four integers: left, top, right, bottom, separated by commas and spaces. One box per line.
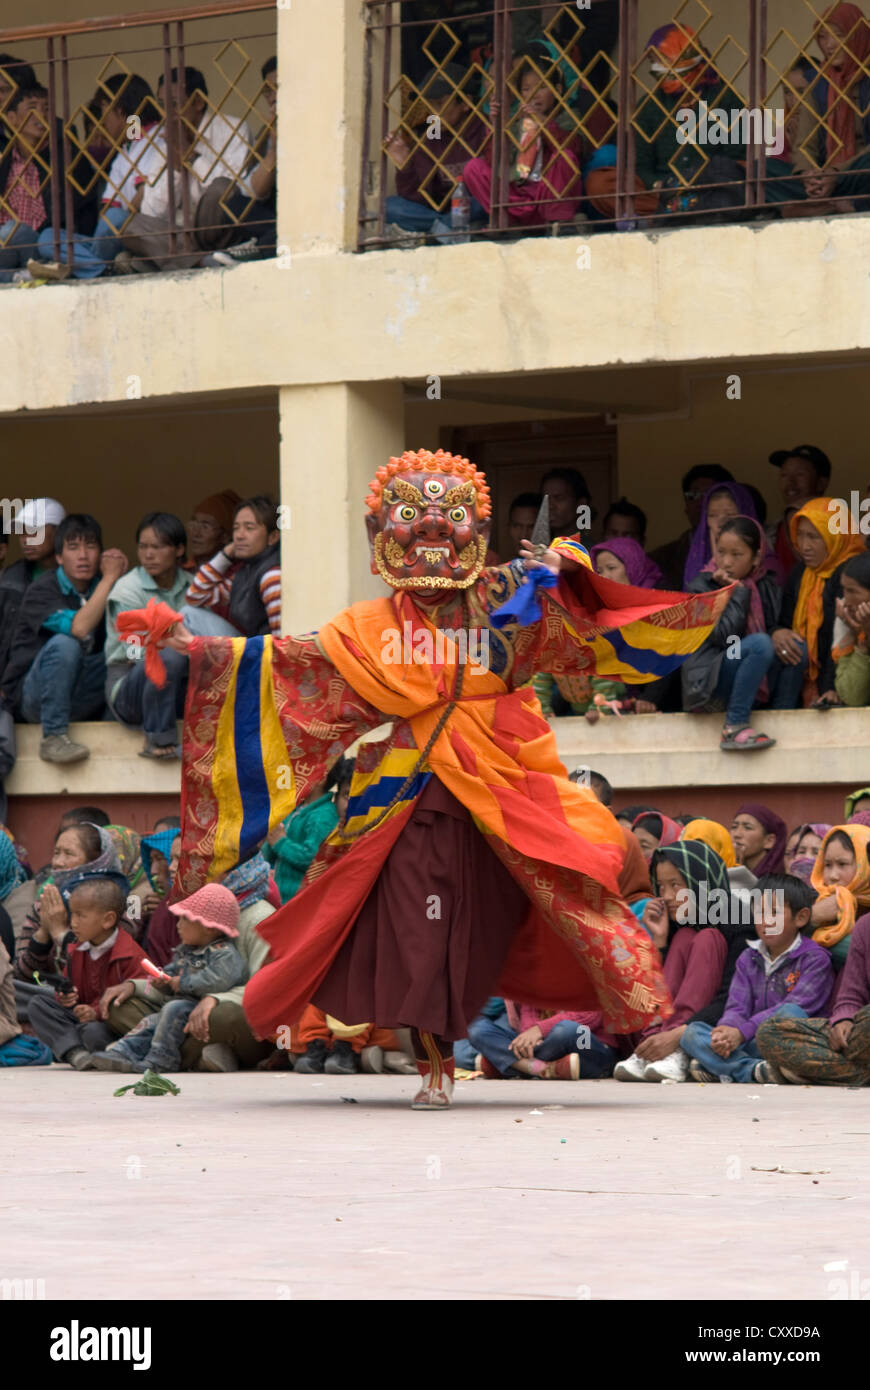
68, 929, 148, 1006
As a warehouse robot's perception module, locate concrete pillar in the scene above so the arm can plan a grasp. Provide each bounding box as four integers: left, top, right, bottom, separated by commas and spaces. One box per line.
277, 0, 365, 253
278, 380, 406, 633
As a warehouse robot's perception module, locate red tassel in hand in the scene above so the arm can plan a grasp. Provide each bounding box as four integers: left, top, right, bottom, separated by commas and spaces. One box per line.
115, 599, 184, 689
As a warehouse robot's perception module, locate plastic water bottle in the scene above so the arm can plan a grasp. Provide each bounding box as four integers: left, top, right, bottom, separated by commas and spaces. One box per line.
450, 179, 471, 243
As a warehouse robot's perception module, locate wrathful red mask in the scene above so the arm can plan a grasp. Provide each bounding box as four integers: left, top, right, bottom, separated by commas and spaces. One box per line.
366, 467, 490, 592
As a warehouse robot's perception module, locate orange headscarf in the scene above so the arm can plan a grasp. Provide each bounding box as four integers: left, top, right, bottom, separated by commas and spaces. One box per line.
789, 497, 864, 684
810, 823, 870, 946
814, 3, 870, 165
680, 818, 736, 868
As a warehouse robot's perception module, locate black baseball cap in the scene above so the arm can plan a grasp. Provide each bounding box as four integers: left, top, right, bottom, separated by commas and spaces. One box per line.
768, 444, 831, 478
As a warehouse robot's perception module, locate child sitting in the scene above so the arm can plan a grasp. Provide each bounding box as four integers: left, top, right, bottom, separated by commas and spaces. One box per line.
263, 758, 351, 903
681, 874, 834, 1083
90, 883, 247, 1074
756, 908, 870, 1086
467, 999, 618, 1080
27, 874, 148, 1070
809, 824, 870, 969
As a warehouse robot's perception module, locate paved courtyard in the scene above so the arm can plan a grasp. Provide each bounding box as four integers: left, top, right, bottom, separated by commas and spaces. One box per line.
3, 1070, 868, 1301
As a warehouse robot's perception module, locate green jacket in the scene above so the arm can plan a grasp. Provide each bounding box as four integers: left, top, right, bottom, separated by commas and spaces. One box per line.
633, 82, 747, 190
263, 793, 338, 902
835, 648, 870, 708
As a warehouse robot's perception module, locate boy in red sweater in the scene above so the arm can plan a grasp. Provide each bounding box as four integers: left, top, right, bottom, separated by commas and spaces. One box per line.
28, 874, 148, 1070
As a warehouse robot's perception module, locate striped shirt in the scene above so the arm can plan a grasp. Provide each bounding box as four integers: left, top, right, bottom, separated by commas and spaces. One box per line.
186, 549, 281, 635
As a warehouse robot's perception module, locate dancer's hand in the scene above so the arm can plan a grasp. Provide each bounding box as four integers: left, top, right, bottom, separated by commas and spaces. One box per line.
163, 623, 193, 654
519, 539, 560, 574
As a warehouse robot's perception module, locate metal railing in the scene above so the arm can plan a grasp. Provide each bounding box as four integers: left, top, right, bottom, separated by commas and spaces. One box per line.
0, 1, 276, 277
359, 0, 870, 246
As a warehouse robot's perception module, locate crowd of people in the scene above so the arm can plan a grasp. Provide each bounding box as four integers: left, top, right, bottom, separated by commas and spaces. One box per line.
0, 51, 276, 283
381, 3, 870, 243
2, 773, 870, 1089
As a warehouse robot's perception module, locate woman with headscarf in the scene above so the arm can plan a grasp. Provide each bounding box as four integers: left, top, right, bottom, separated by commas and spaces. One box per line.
845, 785, 870, 820
682, 515, 782, 749
631, 811, 682, 863
590, 537, 664, 590
0, 829, 25, 961
786, 823, 831, 881
14, 823, 123, 984
680, 819, 736, 868
683, 483, 762, 588
810, 823, 870, 967
770, 497, 865, 708
787, 5, 870, 211
731, 803, 788, 877
615, 840, 746, 1082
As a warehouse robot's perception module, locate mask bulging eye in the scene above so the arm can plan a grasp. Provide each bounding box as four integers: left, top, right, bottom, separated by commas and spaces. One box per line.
449, 507, 467, 524
398, 505, 418, 522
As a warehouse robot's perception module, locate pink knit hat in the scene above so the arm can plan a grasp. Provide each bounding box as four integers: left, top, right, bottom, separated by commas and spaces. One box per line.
169, 883, 240, 938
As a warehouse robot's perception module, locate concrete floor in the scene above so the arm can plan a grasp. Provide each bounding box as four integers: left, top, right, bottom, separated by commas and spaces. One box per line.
3, 1070, 868, 1301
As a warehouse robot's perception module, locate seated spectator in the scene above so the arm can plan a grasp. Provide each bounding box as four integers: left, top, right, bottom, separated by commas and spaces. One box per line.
630, 811, 682, 863
683, 482, 760, 587
31, 73, 161, 280
506, 491, 541, 558
577, 768, 653, 915
682, 517, 781, 751
602, 496, 647, 546
541, 466, 592, 542
468, 998, 618, 1080
120, 66, 252, 273
0, 52, 37, 126
591, 537, 663, 589
91, 883, 246, 1074
105, 511, 190, 759
731, 803, 787, 876
846, 785, 870, 820
141, 829, 182, 967
185, 490, 240, 571
809, 824, 870, 968
769, 497, 864, 709
104, 848, 275, 1071
634, 25, 746, 218
650, 464, 734, 589
15, 822, 125, 984
0, 84, 51, 281
264, 757, 351, 903
0, 499, 65, 701
183, 495, 280, 637
615, 841, 732, 1082
766, 445, 831, 575
0, 940, 51, 1066
757, 905, 870, 1085
680, 818, 737, 867
613, 803, 656, 833
771, 5, 870, 214
0, 514, 128, 764
196, 55, 278, 265
682, 874, 833, 1083
461, 56, 582, 229
27, 873, 148, 1070
384, 63, 488, 243
833, 553, 870, 705
0, 824, 34, 953
786, 822, 831, 883
103, 825, 145, 933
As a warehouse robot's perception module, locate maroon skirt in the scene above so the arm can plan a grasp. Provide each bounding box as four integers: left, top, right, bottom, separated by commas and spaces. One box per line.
313, 776, 529, 1040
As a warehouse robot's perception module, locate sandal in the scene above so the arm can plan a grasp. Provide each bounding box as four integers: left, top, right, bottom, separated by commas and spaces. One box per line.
138, 743, 182, 760
720, 726, 776, 752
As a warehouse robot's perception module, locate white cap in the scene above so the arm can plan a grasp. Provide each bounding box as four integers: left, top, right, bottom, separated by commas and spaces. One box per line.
16, 498, 66, 530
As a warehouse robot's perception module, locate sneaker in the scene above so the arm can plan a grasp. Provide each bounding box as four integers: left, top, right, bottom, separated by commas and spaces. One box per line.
90, 1050, 147, 1073
111, 250, 136, 275
754, 1059, 786, 1084
64, 1046, 95, 1071
39, 733, 89, 764
383, 1049, 417, 1075
26, 257, 69, 281
688, 1058, 719, 1083
11, 268, 35, 283
645, 1050, 689, 1082
542, 1053, 580, 1080
384, 221, 425, 249
293, 1038, 329, 1074
212, 237, 261, 265
473, 1052, 501, 1079
614, 1053, 649, 1082
324, 1040, 360, 1075
360, 1044, 384, 1074
199, 1043, 239, 1073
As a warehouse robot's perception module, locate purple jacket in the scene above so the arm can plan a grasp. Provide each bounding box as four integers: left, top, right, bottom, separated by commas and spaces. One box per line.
830, 913, 870, 1027
720, 935, 833, 1042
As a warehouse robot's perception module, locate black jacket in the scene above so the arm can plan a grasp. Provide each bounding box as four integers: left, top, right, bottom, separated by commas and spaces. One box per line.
0, 571, 104, 712
681, 570, 782, 711
228, 543, 280, 637
0, 123, 100, 234
779, 560, 846, 695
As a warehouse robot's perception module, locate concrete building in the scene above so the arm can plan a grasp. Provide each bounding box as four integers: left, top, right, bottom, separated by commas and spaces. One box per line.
3, 0, 869, 866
